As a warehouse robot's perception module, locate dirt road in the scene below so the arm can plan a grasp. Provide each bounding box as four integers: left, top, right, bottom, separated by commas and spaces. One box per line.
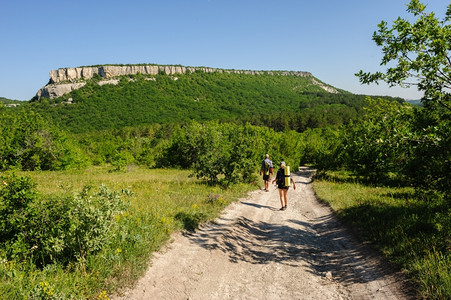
115, 167, 411, 300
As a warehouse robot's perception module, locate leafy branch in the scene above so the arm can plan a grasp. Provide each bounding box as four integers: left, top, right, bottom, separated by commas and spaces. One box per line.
357, 0, 451, 112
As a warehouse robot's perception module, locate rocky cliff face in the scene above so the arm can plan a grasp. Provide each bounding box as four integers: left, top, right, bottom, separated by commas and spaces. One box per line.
48, 65, 312, 84
35, 64, 334, 100
36, 82, 86, 99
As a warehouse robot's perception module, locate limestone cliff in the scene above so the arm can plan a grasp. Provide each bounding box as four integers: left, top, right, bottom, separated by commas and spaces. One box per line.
35, 64, 336, 100
47, 65, 312, 84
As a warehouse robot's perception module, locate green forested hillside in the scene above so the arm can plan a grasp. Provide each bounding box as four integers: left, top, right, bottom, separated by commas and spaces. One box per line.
0, 97, 22, 105
26, 70, 402, 133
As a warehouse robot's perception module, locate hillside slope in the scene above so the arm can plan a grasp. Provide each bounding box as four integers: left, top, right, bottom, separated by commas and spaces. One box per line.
24, 64, 401, 133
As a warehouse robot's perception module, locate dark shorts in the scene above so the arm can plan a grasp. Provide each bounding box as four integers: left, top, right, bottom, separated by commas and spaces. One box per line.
263, 174, 270, 181
278, 185, 289, 190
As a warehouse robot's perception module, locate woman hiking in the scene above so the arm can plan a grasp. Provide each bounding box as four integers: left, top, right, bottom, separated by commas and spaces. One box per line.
272, 161, 296, 210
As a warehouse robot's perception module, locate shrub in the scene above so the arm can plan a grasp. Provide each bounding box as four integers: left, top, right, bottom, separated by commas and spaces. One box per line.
0, 173, 37, 244
0, 173, 129, 267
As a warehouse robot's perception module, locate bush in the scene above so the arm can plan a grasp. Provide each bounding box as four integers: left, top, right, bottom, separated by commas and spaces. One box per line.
0, 173, 37, 244
0, 173, 129, 267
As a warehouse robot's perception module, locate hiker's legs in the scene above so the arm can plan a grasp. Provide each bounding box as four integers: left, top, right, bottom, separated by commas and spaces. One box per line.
283, 189, 288, 207
263, 174, 269, 191
278, 188, 284, 208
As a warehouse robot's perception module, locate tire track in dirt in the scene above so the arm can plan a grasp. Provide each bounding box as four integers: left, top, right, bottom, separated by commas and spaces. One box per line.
114, 167, 412, 300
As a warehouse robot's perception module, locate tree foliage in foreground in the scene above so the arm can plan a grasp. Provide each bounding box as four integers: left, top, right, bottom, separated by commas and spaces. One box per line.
355, 0, 451, 195
342, 98, 415, 181
357, 0, 451, 113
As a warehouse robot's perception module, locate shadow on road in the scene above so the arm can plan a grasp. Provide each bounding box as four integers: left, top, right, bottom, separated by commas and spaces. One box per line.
240, 201, 278, 211
183, 167, 413, 298
187, 215, 394, 288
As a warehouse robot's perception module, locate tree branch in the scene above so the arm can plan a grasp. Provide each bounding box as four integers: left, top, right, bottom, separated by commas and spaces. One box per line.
437, 98, 451, 112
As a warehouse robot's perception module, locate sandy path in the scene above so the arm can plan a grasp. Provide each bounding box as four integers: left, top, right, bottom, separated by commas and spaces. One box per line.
114, 167, 411, 300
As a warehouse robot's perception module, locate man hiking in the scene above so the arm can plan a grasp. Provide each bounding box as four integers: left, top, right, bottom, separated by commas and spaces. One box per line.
260, 154, 273, 192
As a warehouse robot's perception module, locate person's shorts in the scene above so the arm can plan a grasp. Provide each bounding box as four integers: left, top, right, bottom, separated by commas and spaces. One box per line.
278, 185, 289, 190
263, 174, 270, 181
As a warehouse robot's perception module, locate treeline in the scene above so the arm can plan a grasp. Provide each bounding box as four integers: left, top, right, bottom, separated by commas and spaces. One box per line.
319, 98, 450, 196
0, 103, 325, 184
0, 97, 22, 105
239, 104, 359, 132
0, 107, 86, 171
237, 92, 403, 131
3, 95, 448, 196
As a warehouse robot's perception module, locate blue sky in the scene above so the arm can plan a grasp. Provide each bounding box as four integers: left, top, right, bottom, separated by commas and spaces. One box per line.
0, 0, 448, 101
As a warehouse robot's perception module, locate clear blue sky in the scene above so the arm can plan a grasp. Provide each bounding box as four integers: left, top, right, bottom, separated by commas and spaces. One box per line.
0, 0, 448, 101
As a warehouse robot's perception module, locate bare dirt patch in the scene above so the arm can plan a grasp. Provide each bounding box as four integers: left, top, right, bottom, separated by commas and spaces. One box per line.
114, 167, 412, 299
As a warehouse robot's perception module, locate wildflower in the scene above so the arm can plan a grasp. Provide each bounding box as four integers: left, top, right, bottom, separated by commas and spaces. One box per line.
98, 290, 110, 300
39, 281, 54, 296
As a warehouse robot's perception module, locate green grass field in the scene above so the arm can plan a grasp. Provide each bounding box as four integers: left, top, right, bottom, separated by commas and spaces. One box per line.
0, 166, 257, 299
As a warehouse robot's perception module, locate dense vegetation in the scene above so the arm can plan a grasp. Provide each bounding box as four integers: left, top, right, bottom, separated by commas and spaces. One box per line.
0, 107, 86, 171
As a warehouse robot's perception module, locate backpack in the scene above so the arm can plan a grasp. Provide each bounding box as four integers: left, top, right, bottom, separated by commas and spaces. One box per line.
264, 161, 270, 175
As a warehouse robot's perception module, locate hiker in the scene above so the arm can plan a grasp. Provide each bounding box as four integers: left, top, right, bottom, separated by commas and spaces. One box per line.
272, 161, 296, 210
260, 154, 273, 192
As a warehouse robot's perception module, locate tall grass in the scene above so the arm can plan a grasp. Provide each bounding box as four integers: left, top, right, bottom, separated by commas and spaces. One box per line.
312, 170, 451, 300
0, 166, 256, 299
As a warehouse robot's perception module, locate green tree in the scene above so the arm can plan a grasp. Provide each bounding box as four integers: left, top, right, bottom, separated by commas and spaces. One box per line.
0, 108, 87, 171
342, 98, 414, 182
357, 0, 451, 112
356, 0, 451, 195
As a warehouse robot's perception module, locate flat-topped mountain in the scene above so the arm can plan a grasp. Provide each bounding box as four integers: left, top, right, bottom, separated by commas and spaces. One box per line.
26, 63, 385, 133
35, 64, 337, 100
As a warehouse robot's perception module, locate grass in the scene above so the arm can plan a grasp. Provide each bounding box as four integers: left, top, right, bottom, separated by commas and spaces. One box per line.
312, 170, 451, 300
0, 166, 257, 299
